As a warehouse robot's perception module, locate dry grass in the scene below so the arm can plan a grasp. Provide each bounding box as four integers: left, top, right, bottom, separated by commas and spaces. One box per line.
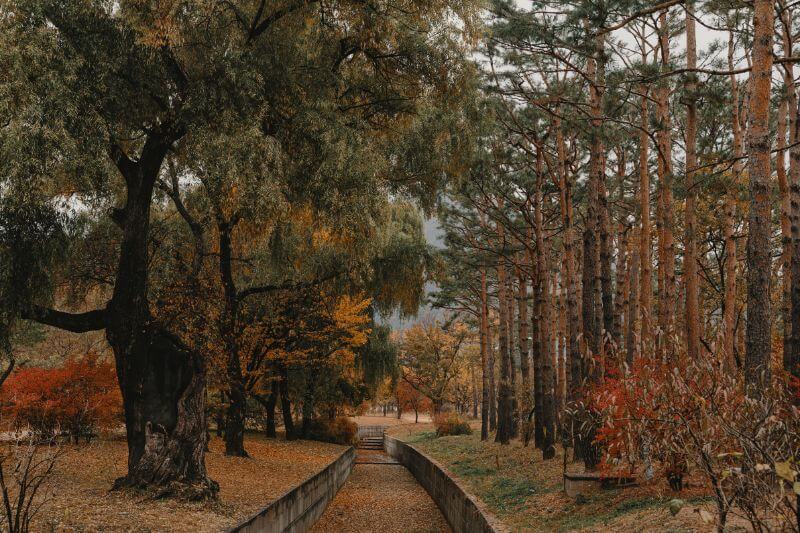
35, 433, 346, 532
388, 424, 749, 532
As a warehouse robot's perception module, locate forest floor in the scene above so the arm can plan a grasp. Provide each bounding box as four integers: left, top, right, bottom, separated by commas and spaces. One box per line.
388, 423, 750, 532
34, 433, 346, 532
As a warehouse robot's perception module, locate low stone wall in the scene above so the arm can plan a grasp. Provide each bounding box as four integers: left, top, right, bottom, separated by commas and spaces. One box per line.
229, 446, 355, 533
384, 436, 506, 533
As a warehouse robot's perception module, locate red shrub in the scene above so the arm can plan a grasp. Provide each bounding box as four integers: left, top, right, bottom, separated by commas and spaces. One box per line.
1, 354, 122, 441
433, 412, 471, 437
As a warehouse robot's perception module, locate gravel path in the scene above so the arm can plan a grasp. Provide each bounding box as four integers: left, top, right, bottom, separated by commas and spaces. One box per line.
312, 463, 451, 533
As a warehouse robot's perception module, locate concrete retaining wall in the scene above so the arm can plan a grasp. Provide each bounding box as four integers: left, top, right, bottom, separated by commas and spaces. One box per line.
384, 436, 506, 533
229, 446, 355, 533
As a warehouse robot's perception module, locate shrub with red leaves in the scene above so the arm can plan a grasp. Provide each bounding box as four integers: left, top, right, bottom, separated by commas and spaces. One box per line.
0, 354, 122, 442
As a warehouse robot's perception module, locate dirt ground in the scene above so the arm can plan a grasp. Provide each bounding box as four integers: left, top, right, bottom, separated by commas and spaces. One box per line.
36, 434, 345, 532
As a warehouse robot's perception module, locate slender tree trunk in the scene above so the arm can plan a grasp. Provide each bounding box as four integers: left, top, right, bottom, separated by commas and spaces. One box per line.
218, 221, 248, 458
744, 0, 774, 391
495, 240, 515, 444
471, 356, 479, 419
517, 265, 531, 402
724, 32, 741, 368
615, 223, 630, 369
779, 95, 792, 363
480, 268, 490, 440
684, 2, 700, 359
783, 6, 800, 381
656, 9, 676, 357
532, 236, 544, 449
507, 275, 519, 439
627, 228, 641, 365
488, 321, 497, 432
278, 365, 296, 440
554, 118, 581, 406
265, 390, 277, 438
536, 177, 556, 459
639, 82, 654, 358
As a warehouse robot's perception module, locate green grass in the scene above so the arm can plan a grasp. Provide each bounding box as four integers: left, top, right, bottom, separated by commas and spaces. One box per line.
483, 477, 539, 511
405, 430, 436, 444
400, 428, 714, 532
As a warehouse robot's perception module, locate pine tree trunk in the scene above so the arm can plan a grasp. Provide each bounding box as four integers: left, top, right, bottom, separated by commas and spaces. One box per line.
724, 32, 741, 368
517, 265, 531, 405
536, 180, 556, 459
744, 0, 774, 391
488, 322, 497, 432
626, 230, 641, 365
639, 82, 654, 358
656, 9, 676, 357
554, 117, 581, 405
507, 275, 519, 439
684, 2, 701, 359
782, 8, 800, 380
480, 268, 490, 440
614, 223, 629, 368
495, 244, 515, 444
532, 238, 544, 449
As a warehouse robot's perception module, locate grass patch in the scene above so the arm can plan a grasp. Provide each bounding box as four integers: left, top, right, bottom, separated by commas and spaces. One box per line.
484, 477, 538, 511
400, 427, 720, 532
405, 430, 436, 444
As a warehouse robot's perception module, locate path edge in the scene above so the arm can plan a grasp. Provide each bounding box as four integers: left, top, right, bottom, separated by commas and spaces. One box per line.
228, 445, 356, 533
384, 435, 509, 533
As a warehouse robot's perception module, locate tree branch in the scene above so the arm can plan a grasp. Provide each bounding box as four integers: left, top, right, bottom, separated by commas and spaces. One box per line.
238, 271, 342, 300
21, 306, 107, 333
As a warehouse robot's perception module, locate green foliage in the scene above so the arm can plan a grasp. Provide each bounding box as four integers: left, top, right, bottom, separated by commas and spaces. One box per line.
357, 324, 399, 394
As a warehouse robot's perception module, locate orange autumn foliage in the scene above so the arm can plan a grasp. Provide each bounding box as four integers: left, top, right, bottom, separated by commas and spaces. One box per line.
0, 354, 122, 441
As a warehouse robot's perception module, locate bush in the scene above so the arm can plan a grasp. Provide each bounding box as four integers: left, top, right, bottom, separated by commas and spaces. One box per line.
434, 412, 472, 437
1, 354, 122, 442
307, 417, 358, 445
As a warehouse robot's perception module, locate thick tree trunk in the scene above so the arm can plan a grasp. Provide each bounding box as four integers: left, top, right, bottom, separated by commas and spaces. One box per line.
104, 135, 216, 499
744, 0, 774, 391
